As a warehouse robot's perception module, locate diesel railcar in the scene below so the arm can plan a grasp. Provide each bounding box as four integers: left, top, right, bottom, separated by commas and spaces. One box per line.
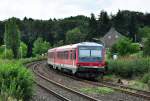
47, 42, 106, 78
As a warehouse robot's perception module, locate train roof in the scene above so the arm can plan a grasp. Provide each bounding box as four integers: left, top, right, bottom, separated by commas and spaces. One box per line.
48, 42, 103, 52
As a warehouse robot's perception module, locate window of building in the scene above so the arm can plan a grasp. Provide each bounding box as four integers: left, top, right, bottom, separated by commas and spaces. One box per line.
115, 35, 118, 38
108, 36, 111, 39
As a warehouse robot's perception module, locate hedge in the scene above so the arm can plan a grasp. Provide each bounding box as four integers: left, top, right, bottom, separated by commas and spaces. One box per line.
108, 57, 150, 78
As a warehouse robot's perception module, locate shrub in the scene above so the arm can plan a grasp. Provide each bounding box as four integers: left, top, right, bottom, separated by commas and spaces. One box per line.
108, 57, 150, 78
130, 43, 141, 53
111, 37, 140, 56
143, 35, 150, 56
148, 80, 150, 89
142, 73, 150, 83
1, 49, 14, 59
0, 60, 34, 100
32, 37, 51, 56
0, 45, 5, 54
18, 42, 27, 58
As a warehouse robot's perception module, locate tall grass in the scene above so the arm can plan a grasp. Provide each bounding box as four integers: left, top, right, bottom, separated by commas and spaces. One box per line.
108, 57, 150, 78
0, 60, 34, 101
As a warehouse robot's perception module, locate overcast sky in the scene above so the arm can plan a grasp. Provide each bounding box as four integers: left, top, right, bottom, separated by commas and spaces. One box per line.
0, 0, 149, 20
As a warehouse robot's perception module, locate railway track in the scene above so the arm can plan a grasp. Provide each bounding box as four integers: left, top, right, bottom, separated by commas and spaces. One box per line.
45, 64, 150, 100
31, 63, 101, 101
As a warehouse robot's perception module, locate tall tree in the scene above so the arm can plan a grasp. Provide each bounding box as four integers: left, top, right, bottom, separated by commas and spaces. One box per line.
0, 21, 4, 45
4, 18, 20, 58
87, 13, 98, 40
112, 10, 128, 34
97, 10, 111, 37
128, 14, 138, 42
66, 27, 85, 44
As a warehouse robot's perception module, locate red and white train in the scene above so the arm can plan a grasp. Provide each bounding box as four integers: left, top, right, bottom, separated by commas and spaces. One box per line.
47, 42, 106, 78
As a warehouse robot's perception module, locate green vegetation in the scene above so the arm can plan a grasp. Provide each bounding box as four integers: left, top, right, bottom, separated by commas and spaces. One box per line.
4, 18, 21, 58
80, 87, 114, 94
108, 57, 150, 78
143, 35, 150, 56
1, 49, 14, 59
128, 81, 149, 91
19, 42, 28, 58
142, 73, 150, 86
111, 37, 140, 56
66, 27, 85, 44
20, 56, 47, 64
0, 60, 34, 101
32, 37, 51, 56
0, 10, 150, 57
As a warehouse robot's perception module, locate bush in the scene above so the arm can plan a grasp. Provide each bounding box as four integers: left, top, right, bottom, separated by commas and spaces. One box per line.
142, 73, 150, 83
148, 80, 150, 89
1, 49, 14, 59
33, 37, 51, 56
111, 37, 140, 56
18, 42, 27, 58
0, 60, 34, 100
143, 35, 150, 56
142, 73, 150, 89
130, 43, 141, 53
0, 45, 5, 54
108, 57, 150, 78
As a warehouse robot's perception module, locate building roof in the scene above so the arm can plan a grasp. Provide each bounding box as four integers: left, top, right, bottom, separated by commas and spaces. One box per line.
101, 27, 124, 48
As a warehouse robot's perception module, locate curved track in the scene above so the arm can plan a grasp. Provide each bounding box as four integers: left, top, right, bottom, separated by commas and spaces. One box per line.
31, 62, 101, 101
46, 63, 150, 100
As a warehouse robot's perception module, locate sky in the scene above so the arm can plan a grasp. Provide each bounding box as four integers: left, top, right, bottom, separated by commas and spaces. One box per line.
0, 0, 149, 20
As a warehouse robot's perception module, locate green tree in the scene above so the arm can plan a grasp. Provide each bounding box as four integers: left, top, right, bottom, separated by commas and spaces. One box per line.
97, 10, 111, 37
143, 35, 150, 56
32, 37, 51, 56
19, 42, 27, 58
138, 26, 150, 38
4, 18, 20, 58
87, 13, 98, 40
111, 37, 140, 56
128, 14, 138, 42
1, 49, 14, 59
66, 27, 85, 44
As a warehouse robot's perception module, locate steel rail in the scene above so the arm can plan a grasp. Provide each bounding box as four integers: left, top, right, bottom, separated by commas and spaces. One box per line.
32, 63, 101, 101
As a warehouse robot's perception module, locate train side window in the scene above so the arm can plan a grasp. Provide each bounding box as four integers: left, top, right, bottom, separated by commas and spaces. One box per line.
73, 50, 76, 59
64, 52, 65, 59
65, 51, 68, 59
70, 51, 72, 60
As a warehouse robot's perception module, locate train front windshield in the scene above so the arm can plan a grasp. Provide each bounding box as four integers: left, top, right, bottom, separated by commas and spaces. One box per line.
79, 46, 103, 62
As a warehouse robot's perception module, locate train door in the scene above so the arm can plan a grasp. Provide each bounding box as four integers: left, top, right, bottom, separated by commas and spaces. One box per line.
69, 50, 73, 66
72, 49, 76, 67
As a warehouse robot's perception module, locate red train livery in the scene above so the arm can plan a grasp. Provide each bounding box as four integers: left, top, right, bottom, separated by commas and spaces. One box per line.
47, 42, 106, 78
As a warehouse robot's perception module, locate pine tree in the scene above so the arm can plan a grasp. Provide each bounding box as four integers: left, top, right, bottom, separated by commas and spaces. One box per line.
97, 10, 111, 37
4, 18, 20, 58
87, 13, 98, 40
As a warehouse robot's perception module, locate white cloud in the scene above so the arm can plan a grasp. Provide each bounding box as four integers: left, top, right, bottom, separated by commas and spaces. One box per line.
0, 0, 149, 20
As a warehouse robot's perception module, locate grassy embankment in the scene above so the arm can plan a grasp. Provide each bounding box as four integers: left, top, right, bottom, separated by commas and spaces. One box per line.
105, 57, 150, 90
0, 56, 46, 101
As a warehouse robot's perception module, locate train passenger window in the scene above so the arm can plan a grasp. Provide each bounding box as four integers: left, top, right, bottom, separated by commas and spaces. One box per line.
65, 51, 68, 59
73, 50, 76, 59
70, 51, 72, 60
